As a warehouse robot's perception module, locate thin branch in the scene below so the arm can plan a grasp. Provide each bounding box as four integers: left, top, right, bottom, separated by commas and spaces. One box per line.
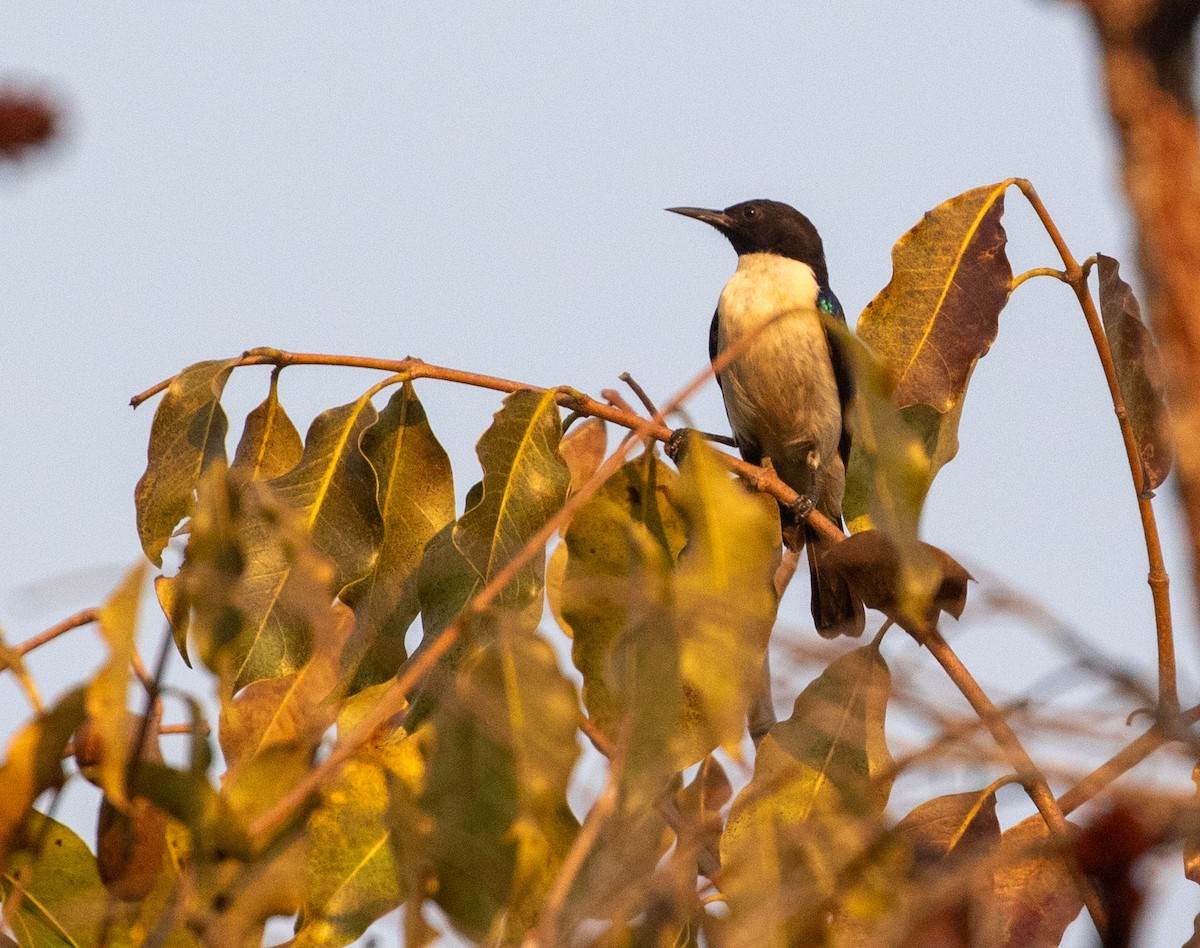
1011, 266, 1067, 290
911, 625, 1109, 934
16, 608, 99, 656
619, 372, 666, 427
132, 347, 847, 546
1057, 701, 1200, 816
1012, 178, 1178, 715
534, 721, 631, 946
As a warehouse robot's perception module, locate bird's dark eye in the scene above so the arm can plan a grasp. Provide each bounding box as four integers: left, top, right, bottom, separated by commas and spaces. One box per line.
743, 206, 757, 219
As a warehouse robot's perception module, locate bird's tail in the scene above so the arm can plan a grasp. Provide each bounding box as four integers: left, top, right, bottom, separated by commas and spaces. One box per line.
805, 522, 865, 639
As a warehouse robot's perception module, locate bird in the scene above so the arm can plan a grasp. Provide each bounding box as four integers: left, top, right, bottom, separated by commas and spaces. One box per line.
667, 199, 865, 640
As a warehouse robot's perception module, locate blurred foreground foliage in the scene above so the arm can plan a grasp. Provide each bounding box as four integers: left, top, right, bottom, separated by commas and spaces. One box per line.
1, 182, 1195, 948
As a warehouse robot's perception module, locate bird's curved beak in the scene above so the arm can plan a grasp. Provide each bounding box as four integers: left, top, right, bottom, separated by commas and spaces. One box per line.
666, 206, 732, 232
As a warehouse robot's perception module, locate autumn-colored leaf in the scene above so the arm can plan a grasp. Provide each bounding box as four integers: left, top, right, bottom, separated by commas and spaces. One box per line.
1186, 763, 1200, 887
977, 816, 1084, 947
219, 602, 353, 774
819, 530, 972, 626
559, 417, 608, 497
1097, 254, 1172, 491
132, 761, 252, 863
340, 382, 455, 695
672, 434, 780, 759
675, 756, 732, 879
96, 724, 168, 903
267, 394, 383, 596
135, 358, 239, 566
421, 616, 580, 942
84, 562, 146, 808
2, 813, 108, 948
229, 370, 303, 484
720, 645, 893, 945
0, 689, 87, 871
294, 736, 425, 947
895, 787, 1000, 866
839, 334, 942, 625
858, 182, 1012, 412
452, 389, 571, 603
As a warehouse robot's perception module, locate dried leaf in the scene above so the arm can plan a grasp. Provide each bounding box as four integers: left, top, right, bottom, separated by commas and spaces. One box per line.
0, 689, 86, 870
720, 645, 893, 945
1186, 763, 1200, 886
895, 787, 1000, 866
340, 383, 455, 695
559, 417, 608, 496
135, 358, 239, 566
977, 816, 1084, 947
858, 182, 1012, 412
96, 725, 168, 902
1097, 254, 1172, 490
229, 371, 303, 483
819, 531, 973, 625
2, 813, 108, 948
85, 563, 147, 808
675, 756, 732, 878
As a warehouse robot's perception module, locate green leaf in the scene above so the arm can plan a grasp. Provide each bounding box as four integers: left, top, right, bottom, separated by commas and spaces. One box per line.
229, 370, 303, 483
452, 389, 571, 604
340, 383, 455, 695
295, 738, 425, 947
85, 563, 147, 808
720, 645, 893, 945
421, 616, 580, 942
132, 762, 251, 863
3, 813, 108, 948
267, 394, 383, 595
0, 688, 87, 871
857, 182, 1012, 413
1097, 254, 1173, 491
135, 358, 240, 566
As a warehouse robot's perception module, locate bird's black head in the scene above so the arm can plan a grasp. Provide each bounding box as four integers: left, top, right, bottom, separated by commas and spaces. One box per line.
667, 199, 829, 286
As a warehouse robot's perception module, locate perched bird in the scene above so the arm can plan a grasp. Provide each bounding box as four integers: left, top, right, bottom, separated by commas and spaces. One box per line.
668, 199, 865, 639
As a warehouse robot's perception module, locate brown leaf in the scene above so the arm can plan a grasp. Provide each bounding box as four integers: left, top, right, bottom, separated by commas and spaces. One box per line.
675, 756, 732, 879
819, 530, 973, 625
1074, 803, 1155, 948
895, 787, 1000, 867
96, 725, 168, 902
858, 182, 1012, 412
559, 418, 608, 497
229, 371, 303, 483
1097, 254, 1173, 491
977, 816, 1084, 947
1185, 763, 1200, 886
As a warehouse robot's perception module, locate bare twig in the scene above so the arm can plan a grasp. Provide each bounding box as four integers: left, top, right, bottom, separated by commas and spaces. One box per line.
16, 608, 99, 655
619, 372, 666, 427
1013, 178, 1178, 715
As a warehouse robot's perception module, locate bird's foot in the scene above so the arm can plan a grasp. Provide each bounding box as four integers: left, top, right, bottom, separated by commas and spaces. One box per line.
664, 428, 693, 464
786, 491, 818, 521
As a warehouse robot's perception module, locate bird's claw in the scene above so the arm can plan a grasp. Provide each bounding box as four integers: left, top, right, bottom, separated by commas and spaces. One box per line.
664, 428, 692, 464
787, 492, 817, 521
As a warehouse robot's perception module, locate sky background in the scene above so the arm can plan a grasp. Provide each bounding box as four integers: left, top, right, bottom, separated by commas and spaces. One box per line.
2, 2, 1198, 944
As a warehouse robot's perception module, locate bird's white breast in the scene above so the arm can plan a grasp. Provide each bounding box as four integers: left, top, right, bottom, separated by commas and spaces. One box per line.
715, 252, 843, 494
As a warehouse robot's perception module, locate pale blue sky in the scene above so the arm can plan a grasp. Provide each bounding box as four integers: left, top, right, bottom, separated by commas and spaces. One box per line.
2, 3, 1197, 944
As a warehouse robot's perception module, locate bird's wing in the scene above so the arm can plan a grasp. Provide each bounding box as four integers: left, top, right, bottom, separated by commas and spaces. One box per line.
708, 307, 721, 388
818, 287, 855, 470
